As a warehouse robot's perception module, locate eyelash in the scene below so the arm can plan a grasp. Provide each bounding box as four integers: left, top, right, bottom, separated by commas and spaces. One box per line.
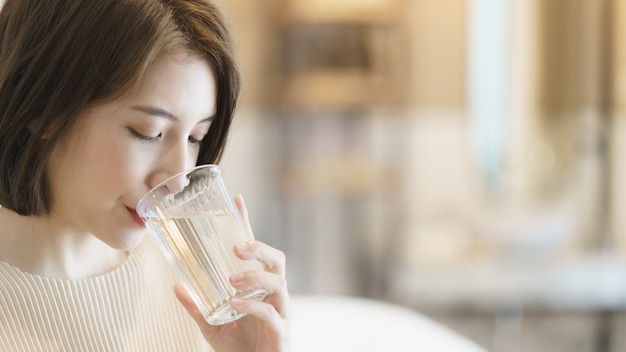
128, 128, 203, 145
189, 136, 203, 145
129, 128, 161, 143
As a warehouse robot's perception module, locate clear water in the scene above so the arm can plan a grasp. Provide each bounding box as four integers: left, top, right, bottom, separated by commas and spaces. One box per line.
145, 212, 268, 325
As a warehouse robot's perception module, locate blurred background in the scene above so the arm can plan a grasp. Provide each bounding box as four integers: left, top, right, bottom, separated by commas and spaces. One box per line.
216, 1, 626, 351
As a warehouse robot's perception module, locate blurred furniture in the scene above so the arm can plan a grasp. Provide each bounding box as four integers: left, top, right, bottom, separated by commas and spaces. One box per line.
290, 294, 488, 351
271, 0, 407, 110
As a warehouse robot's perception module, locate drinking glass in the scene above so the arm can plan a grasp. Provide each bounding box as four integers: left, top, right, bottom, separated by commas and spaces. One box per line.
137, 164, 268, 325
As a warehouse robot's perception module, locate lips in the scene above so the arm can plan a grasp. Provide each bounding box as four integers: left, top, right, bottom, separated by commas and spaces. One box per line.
128, 208, 146, 226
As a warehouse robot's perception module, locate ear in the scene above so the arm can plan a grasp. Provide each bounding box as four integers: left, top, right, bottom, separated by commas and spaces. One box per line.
27, 119, 53, 139
27, 119, 42, 135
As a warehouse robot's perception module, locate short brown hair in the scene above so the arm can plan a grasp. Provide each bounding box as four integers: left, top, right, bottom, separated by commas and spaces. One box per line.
0, 0, 241, 216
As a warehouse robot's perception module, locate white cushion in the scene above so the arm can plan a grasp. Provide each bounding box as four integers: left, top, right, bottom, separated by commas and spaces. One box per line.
290, 294, 487, 352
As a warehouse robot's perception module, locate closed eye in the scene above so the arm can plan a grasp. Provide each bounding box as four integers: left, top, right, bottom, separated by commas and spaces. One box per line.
128, 128, 161, 143
189, 135, 204, 145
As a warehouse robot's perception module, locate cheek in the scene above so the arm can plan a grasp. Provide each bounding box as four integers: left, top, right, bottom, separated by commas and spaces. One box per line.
96, 142, 148, 182
68, 131, 143, 188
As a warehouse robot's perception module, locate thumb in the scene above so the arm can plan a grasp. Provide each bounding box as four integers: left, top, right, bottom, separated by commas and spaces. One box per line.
173, 283, 218, 337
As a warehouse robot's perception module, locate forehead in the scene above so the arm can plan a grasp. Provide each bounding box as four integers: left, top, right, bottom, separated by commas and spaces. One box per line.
124, 51, 218, 115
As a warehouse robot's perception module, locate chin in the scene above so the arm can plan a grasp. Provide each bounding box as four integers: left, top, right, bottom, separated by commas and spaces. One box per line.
108, 228, 148, 251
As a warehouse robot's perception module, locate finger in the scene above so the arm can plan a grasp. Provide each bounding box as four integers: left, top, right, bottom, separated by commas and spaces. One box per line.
234, 241, 286, 277
234, 195, 256, 240
233, 194, 249, 223
230, 270, 288, 294
173, 283, 215, 336
230, 298, 290, 340
230, 270, 289, 319
230, 297, 291, 351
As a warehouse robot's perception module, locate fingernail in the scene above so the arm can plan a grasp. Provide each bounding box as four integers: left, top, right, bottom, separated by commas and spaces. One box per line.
230, 273, 244, 282
236, 242, 249, 252
231, 298, 244, 306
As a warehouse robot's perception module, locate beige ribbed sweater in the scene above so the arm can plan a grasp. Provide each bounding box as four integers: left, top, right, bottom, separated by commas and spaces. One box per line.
0, 236, 213, 351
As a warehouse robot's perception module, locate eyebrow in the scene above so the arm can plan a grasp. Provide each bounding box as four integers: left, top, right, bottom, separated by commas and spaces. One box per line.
131, 105, 215, 123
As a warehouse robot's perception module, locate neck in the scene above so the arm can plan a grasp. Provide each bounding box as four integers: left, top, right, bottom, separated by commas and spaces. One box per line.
0, 207, 127, 280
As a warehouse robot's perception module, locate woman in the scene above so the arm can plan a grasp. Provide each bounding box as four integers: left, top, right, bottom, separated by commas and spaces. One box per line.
0, 0, 290, 351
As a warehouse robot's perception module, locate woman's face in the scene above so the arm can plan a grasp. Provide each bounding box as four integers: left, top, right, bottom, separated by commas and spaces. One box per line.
46, 52, 217, 250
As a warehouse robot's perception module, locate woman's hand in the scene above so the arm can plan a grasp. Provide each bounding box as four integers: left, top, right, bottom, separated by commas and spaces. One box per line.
174, 195, 290, 352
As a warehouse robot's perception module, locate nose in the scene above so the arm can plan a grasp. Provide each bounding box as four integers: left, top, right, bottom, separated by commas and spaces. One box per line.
148, 141, 195, 192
